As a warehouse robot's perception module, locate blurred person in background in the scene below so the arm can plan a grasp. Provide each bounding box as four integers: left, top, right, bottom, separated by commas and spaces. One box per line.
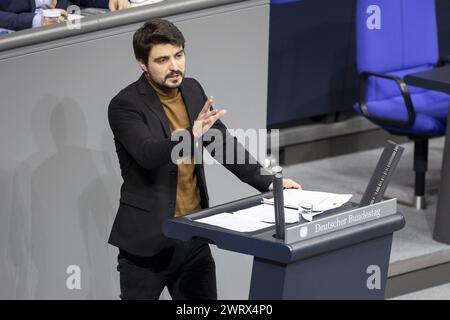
0, 0, 130, 31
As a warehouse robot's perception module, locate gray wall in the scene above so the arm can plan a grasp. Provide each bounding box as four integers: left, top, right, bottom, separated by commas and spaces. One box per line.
0, 0, 269, 299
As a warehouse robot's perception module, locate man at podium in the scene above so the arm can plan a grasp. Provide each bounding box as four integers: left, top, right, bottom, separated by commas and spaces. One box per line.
107, 18, 300, 300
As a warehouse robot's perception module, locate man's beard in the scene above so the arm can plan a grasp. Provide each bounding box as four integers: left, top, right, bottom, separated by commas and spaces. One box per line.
146, 70, 184, 91
163, 71, 184, 88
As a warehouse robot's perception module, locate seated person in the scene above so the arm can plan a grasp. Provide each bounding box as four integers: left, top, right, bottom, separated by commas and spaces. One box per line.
0, 0, 130, 31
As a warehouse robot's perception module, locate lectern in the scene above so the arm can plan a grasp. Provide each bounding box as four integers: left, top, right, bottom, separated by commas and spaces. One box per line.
163, 193, 404, 299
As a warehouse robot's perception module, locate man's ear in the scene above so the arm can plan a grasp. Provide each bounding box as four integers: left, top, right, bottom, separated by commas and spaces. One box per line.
136, 59, 148, 73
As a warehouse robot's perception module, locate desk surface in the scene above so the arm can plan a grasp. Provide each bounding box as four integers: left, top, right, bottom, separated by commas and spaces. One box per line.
404, 65, 450, 94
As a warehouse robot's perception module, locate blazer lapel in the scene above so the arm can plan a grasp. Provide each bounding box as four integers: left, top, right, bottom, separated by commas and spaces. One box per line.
137, 73, 171, 137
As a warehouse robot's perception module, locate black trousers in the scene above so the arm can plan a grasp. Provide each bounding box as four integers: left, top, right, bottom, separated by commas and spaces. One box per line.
117, 239, 217, 300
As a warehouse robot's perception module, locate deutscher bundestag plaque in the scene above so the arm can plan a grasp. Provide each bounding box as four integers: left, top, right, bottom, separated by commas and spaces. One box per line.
285, 199, 397, 244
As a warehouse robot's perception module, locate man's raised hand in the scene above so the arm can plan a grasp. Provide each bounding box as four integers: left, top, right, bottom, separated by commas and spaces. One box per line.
193, 96, 227, 138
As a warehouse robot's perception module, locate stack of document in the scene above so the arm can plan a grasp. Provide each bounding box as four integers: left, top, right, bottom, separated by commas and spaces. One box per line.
196, 204, 298, 232
233, 204, 299, 223
195, 189, 352, 232
196, 213, 272, 233
262, 189, 352, 212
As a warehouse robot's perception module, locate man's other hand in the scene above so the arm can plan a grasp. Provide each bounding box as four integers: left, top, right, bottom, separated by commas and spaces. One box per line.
109, 0, 131, 11
268, 179, 301, 191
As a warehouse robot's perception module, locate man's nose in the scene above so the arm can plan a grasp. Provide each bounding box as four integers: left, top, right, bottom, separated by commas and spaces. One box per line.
168, 57, 180, 71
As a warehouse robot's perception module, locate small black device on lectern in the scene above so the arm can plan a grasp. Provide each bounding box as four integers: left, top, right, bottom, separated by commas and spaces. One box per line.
359, 140, 405, 207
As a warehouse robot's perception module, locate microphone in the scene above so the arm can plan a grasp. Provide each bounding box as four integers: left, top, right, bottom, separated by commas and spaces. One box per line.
272, 166, 285, 240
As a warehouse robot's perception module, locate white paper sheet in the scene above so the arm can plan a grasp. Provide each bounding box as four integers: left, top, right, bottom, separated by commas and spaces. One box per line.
233, 204, 299, 223
130, 0, 165, 7
263, 189, 352, 212
196, 213, 272, 232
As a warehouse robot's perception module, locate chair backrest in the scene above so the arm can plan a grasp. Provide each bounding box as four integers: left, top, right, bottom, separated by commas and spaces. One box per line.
356, 0, 439, 74
356, 0, 439, 101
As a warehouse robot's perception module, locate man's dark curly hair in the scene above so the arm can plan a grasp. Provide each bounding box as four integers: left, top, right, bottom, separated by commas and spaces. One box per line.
133, 18, 185, 65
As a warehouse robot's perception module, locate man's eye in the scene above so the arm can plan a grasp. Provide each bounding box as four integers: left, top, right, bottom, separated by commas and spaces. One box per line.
157, 59, 167, 63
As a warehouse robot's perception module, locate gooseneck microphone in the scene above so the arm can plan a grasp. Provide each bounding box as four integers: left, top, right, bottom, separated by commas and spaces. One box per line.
272, 166, 285, 240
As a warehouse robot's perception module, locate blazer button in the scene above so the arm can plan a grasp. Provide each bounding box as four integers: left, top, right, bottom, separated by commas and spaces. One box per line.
169, 201, 175, 208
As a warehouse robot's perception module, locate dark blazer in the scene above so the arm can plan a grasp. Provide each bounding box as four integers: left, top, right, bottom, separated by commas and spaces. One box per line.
108, 74, 272, 257
0, 0, 109, 31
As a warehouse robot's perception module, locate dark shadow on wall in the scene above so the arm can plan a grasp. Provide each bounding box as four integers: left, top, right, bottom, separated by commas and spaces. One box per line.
9, 96, 56, 299
9, 96, 120, 299
77, 129, 121, 299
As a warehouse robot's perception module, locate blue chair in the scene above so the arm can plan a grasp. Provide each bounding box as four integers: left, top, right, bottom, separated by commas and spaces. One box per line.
354, 0, 450, 209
